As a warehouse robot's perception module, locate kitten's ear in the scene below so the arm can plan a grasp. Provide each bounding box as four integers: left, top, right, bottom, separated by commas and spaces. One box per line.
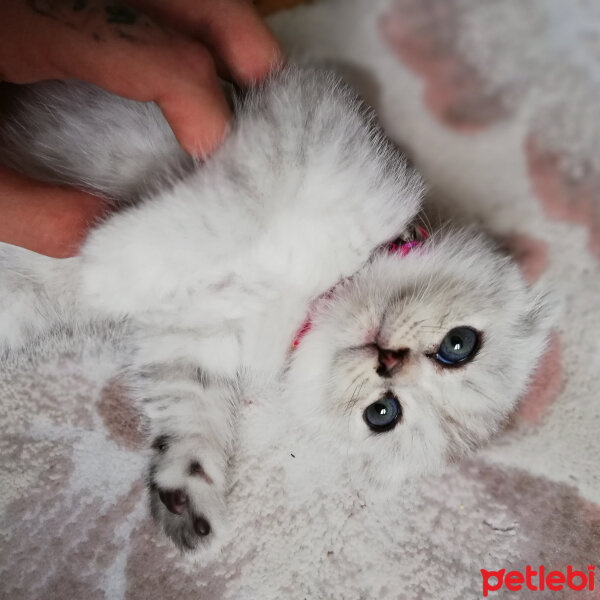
522, 284, 562, 342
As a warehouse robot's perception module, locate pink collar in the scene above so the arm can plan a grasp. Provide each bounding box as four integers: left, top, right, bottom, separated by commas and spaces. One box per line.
291, 226, 428, 350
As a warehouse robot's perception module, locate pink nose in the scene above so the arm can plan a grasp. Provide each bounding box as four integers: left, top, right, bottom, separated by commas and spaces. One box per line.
377, 348, 409, 376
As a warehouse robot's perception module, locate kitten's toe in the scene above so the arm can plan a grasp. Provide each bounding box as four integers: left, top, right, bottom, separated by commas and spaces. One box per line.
148, 441, 227, 552
158, 488, 187, 514
150, 481, 225, 551
193, 515, 211, 537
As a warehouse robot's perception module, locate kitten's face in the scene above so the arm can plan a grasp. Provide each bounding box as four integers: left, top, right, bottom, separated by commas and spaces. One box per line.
287, 230, 553, 487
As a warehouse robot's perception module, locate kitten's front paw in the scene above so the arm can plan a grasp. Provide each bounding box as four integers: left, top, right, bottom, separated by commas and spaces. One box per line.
148, 435, 228, 552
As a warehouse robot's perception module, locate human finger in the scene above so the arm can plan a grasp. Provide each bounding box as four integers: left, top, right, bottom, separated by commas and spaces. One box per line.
0, 165, 108, 258
0, 1, 231, 156
129, 0, 283, 84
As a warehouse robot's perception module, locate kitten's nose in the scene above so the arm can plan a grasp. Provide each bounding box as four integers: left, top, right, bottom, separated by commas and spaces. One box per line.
377, 348, 409, 377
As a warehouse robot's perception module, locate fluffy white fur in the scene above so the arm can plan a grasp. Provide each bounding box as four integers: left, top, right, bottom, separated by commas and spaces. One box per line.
0, 67, 553, 552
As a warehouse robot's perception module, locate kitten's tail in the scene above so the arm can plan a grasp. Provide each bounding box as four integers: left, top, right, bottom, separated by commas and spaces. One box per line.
0, 81, 193, 205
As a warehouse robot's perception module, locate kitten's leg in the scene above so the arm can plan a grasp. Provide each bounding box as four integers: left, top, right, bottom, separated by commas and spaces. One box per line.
133, 332, 239, 552
0, 241, 238, 551
0, 242, 79, 351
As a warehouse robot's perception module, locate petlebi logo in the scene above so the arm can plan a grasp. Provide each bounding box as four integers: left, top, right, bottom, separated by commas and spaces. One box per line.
481, 564, 596, 597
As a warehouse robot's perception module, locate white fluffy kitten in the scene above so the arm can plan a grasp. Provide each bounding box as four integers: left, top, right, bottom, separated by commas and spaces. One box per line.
0, 67, 553, 551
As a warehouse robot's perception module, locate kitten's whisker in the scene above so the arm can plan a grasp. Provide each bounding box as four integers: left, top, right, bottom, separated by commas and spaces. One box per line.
344, 377, 368, 416
463, 379, 499, 406
342, 372, 364, 395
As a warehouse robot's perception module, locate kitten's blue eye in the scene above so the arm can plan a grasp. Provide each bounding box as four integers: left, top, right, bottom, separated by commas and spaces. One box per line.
435, 327, 479, 366
363, 395, 401, 433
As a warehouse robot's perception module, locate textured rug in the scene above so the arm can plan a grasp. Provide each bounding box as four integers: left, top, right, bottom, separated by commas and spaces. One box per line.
2, 1, 600, 598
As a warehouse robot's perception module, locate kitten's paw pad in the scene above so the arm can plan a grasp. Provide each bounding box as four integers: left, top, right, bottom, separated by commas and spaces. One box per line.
149, 475, 224, 551
150, 490, 220, 551
148, 439, 227, 552
157, 488, 211, 537
158, 488, 188, 515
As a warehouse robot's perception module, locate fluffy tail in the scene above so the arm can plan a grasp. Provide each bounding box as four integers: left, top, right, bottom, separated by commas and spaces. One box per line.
0, 81, 192, 205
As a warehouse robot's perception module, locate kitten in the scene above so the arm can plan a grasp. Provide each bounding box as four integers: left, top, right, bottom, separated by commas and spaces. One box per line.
0, 66, 553, 552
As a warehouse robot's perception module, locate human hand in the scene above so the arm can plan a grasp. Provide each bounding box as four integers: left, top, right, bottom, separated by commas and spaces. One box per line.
0, 0, 282, 257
